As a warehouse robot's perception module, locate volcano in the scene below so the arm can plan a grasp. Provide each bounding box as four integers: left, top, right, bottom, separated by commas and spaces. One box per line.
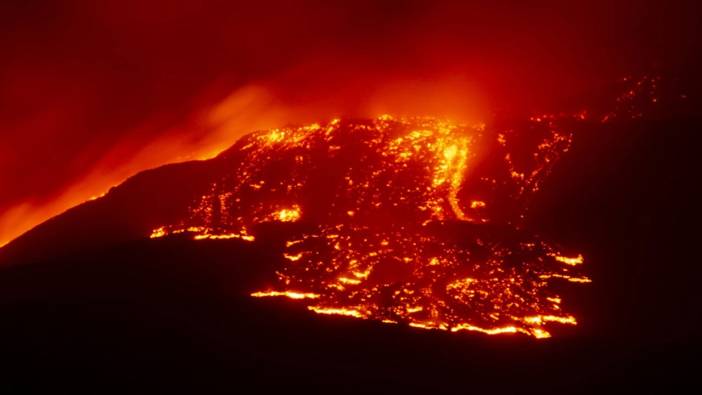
1, 88, 700, 391
4, 114, 593, 336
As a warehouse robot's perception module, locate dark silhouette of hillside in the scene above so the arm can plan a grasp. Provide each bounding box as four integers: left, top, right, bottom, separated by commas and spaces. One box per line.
0, 118, 700, 392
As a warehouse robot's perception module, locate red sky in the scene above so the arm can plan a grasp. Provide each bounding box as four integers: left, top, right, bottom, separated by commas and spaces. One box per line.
1, 0, 699, 245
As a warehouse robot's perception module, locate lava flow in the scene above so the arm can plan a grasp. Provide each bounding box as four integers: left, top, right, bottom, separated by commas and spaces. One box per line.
150, 115, 590, 338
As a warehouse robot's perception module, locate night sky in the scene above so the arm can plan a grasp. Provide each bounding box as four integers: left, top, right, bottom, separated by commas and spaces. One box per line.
1, 0, 700, 244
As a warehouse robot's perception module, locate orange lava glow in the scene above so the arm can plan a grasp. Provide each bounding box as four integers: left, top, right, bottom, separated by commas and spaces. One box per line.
251, 291, 320, 300
150, 114, 591, 339
0, 85, 296, 248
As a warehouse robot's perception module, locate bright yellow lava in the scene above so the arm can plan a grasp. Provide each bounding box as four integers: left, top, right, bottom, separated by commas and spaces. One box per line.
274, 206, 302, 222
251, 291, 320, 300
550, 253, 585, 266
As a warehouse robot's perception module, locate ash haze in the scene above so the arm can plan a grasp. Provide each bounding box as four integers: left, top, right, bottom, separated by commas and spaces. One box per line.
0, 0, 699, 245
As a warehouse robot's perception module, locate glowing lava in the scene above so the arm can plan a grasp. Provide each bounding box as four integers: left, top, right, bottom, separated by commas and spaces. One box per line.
150, 115, 590, 338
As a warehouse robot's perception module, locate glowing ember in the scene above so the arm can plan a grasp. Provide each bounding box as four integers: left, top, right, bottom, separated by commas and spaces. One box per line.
150, 115, 590, 338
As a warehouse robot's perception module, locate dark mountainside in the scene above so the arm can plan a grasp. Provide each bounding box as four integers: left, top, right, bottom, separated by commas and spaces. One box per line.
0, 116, 700, 392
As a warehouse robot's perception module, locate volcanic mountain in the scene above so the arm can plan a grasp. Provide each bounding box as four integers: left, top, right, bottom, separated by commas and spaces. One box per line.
1, 95, 700, 391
